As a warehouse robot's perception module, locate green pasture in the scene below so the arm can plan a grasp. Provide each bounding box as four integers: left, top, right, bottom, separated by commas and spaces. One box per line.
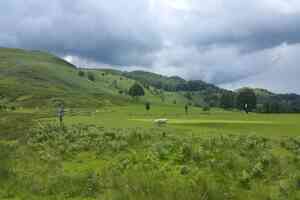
1, 104, 300, 200
40, 104, 300, 137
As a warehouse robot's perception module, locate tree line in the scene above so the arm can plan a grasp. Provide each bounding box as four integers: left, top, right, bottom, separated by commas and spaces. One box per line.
220, 88, 300, 113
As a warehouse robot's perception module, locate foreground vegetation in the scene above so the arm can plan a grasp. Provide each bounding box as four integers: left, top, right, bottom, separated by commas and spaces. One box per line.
1, 105, 300, 200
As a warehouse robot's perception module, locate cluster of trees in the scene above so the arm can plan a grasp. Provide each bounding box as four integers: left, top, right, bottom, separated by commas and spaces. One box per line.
127, 82, 258, 113
78, 70, 95, 82
219, 92, 235, 109
257, 101, 300, 113
128, 83, 145, 99
220, 88, 257, 112
0, 105, 16, 111
175, 80, 219, 92
220, 88, 300, 113
125, 71, 222, 94
137, 79, 221, 93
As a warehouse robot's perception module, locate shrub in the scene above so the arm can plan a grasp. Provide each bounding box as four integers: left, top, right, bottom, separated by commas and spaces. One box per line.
128, 83, 145, 98
202, 105, 211, 112
78, 70, 85, 77
87, 72, 95, 81
0, 143, 14, 179
184, 92, 192, 100
145, 102, 150, 111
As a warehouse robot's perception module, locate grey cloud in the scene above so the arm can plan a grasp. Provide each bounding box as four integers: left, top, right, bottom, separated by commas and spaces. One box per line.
1, 0, 162, 66
1, 0, 300, 93
172, 1, 300, 52
221, 43, 300, 94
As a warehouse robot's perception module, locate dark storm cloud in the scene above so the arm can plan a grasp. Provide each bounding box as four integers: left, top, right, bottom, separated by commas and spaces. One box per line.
170, 1, 300, 52
1, 0, 300, 93
0, 0, 162, 66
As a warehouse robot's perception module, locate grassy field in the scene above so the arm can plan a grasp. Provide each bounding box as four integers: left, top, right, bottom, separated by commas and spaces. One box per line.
1, 104, 300, 200
54, 104, 300, 137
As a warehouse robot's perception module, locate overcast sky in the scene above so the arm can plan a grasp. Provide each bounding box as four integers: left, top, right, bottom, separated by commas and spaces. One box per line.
1, 0, 300, 93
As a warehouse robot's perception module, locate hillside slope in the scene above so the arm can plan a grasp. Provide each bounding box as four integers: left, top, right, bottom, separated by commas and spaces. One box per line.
0, 48, 194, 108
124, 70, 223, 93
2, 47, 300, 111
0, 48, 130, 107
123, 70, 228, 106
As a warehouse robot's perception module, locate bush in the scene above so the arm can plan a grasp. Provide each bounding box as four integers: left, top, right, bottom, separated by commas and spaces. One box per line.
145, 102, 150, 111
202, 105, 211, 112
184, 92, 192, 100
87, 72, 95, 81
128, 83, 145, 98
78, 71, 85, 77
0, 143, 14, 179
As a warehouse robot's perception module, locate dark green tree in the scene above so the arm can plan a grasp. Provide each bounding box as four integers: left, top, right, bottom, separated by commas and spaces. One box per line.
88, 72, 95, 81
185, 104, 189, 114
78, 70, 85, 77
220, 92, 235, 109
128, 83, 145, 99
236, 88, 257, 112
202, 104, 211, 112
184, 92, 192, 100
145, 102, 150, 111
259, 101, 290, 113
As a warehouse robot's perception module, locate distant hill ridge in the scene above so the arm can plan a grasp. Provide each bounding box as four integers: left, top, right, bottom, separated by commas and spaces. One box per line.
1, 47, 300, 112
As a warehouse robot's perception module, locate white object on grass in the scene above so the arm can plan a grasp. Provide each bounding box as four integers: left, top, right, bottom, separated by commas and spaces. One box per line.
154, 119, 168, 125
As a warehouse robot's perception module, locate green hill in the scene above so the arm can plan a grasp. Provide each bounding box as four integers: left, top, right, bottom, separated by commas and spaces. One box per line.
123, 70, 228, 107
0, 48, 130, 107
0, 47, 227, 109
124, 70, 222, 93
0, 48, 194, 108
1, 47, 300, 112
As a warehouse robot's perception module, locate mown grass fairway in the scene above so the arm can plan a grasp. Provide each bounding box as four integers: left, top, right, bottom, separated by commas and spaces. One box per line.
54, 104, 300, 137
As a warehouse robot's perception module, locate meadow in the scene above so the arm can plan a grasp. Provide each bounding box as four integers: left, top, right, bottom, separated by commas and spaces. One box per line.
1, 104, 300, 200
60, 104, 300, 137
